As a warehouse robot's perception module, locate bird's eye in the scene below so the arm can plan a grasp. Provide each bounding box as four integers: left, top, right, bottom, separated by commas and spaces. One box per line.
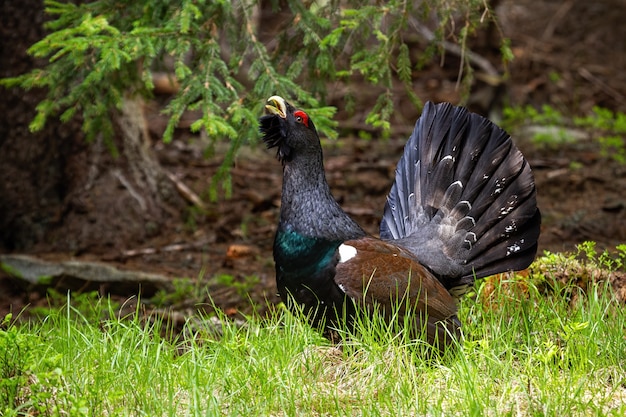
294, 110, 309, 127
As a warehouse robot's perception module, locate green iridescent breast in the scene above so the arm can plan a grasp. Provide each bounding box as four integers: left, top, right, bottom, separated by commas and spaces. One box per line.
274, 226, 341, 279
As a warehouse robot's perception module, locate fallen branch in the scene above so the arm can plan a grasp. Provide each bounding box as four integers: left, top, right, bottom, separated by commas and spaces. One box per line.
164, 170, 207, 210
578, 67, 626, 105
119, 238, 215, 259
0, 254, 172, 290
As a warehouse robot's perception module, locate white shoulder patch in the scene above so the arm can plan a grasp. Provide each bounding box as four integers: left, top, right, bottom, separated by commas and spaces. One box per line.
338, 244, 357, 263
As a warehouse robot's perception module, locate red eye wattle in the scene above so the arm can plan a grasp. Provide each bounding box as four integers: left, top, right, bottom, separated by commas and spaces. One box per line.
294, 110, 309, 127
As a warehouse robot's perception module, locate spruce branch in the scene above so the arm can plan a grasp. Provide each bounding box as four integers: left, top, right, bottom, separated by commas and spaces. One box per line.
1, 0, 507, 199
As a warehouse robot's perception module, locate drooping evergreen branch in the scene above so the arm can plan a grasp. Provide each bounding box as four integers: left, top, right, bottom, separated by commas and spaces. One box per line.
1, 0, 505, 197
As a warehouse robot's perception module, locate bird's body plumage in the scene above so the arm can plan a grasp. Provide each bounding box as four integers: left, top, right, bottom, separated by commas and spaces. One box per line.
260, 96, 540, 349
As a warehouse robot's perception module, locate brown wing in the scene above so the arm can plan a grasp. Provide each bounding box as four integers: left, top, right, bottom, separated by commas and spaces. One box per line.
334, 237, 461, 348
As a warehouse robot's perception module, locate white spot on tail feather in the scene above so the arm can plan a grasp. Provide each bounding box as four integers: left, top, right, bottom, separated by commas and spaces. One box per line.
506, 243, 522, 256
504, 221, 518, 234
338, 244, 357, 263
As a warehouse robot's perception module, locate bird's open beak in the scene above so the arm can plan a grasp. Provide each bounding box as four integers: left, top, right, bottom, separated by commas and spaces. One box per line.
265, 95, 287, 119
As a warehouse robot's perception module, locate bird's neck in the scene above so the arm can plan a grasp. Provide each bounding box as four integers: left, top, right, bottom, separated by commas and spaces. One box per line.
278, 153, 365, 242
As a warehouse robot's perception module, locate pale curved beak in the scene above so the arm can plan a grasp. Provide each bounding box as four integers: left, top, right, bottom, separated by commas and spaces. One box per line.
265, 95, 287, 118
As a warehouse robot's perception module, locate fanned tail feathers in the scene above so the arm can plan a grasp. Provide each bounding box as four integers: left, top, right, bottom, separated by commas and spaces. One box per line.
380, 102, 541, 291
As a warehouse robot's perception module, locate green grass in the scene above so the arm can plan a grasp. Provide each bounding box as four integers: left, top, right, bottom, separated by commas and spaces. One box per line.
2, 276, 625, 416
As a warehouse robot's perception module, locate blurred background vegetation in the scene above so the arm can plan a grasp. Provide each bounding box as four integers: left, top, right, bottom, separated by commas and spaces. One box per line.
1, 0, 624, 315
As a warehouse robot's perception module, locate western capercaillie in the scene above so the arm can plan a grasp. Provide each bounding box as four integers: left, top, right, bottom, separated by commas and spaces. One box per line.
260, 96, 541, 349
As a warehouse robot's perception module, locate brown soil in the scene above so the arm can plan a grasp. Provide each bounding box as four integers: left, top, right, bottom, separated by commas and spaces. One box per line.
1, 0, 625, 318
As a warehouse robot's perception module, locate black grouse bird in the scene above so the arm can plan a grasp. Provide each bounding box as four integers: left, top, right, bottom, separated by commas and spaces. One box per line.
259, 95, 541, 349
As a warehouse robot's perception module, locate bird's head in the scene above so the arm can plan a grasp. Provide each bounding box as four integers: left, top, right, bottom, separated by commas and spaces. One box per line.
259, 95, 319, 163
